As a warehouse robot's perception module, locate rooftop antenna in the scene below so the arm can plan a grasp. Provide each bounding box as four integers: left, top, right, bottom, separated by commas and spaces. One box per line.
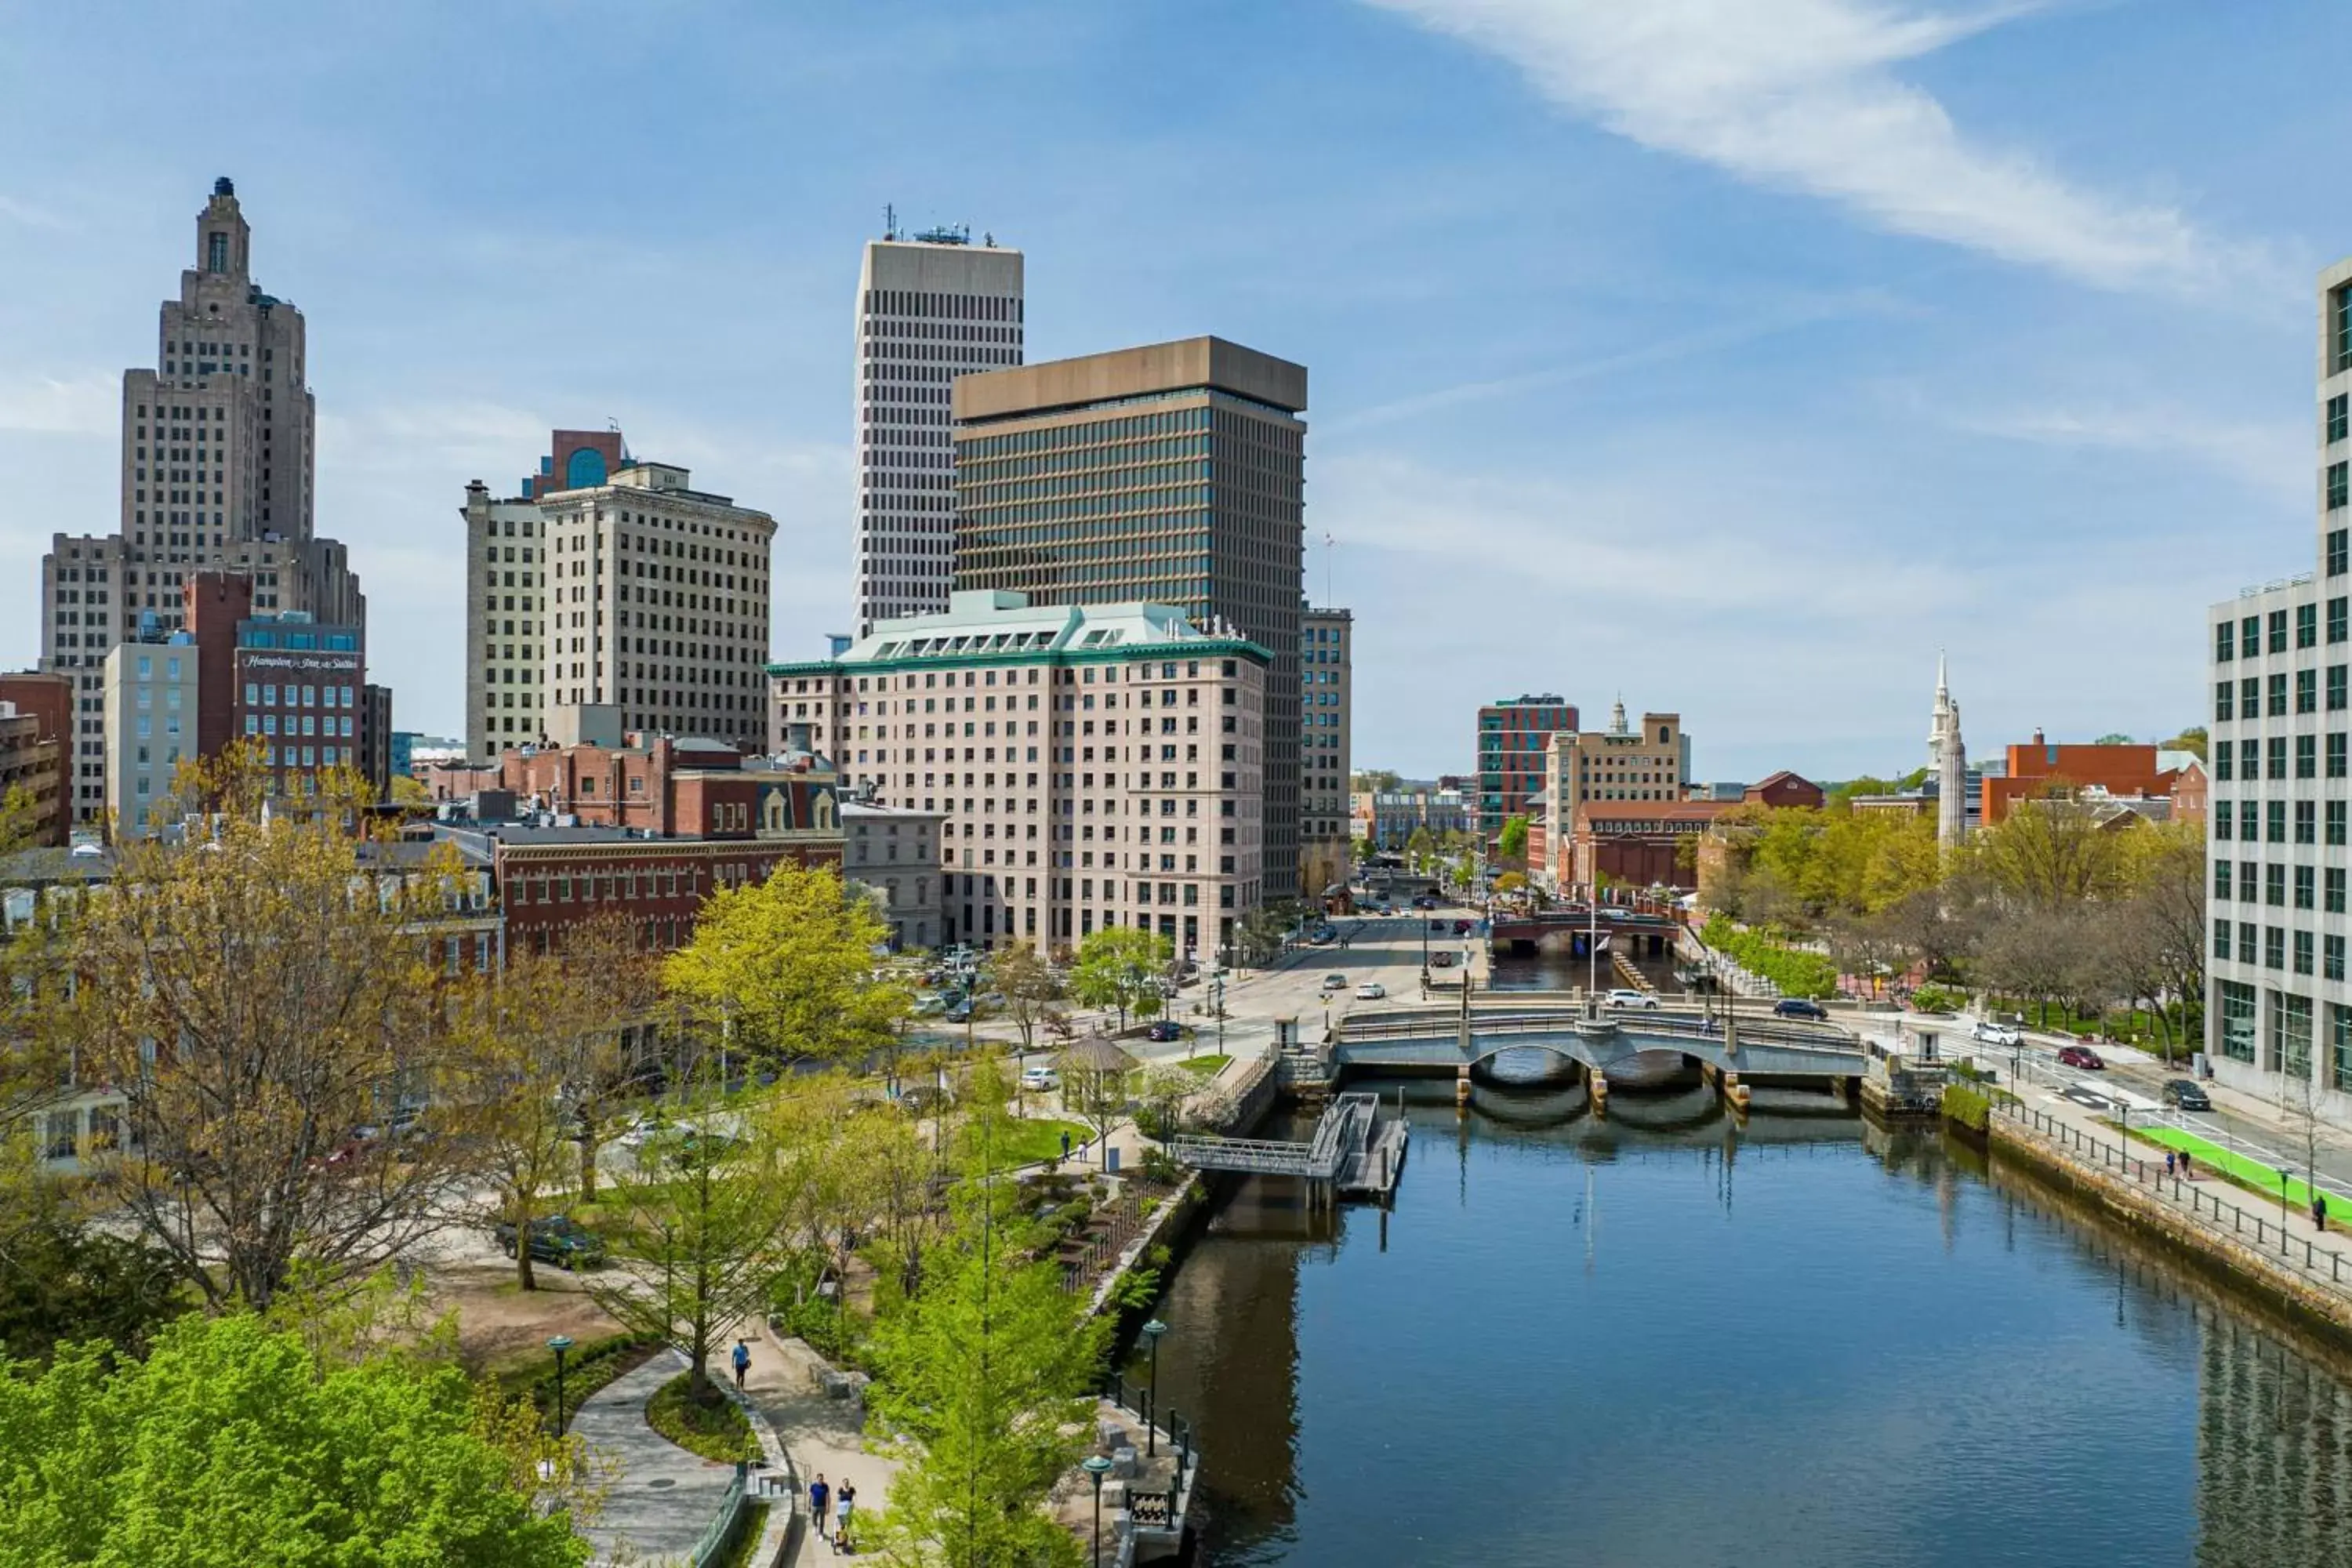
1322, 532, 1336, 605
884, 202, 897, 241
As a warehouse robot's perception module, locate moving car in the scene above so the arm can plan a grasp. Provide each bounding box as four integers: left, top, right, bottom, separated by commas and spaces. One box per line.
1604, 988, 1658, 1011
492, 1214, 604, 1269
1430, 951, 1457, 969
2057, 1044, 2106, 1070
1773, 997, 1828, 1021
2162, 1078, 2212, 1111
1145, 1019, 1184, 1043
1970, 1018, 2023, 1047
1356, 981, 1386, 1000
1413, 896, 1439, 910
1019, 1065, 1060, 1093
1319, 973, 1349, 992
1429, 918, 1448, 932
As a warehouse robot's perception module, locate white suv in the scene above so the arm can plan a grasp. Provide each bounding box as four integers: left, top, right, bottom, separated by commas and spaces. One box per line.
1604, 989, 1658, 1011
1970, 1018, 2023, 1047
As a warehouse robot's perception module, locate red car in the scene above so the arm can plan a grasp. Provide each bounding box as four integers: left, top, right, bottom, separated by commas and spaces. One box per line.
2057, 1044, 2105, 1070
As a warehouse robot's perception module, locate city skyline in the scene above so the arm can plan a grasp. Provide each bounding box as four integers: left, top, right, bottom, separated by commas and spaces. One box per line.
2, 2, 2346, 779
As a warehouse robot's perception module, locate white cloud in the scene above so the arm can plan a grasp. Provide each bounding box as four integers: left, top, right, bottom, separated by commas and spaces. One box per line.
1947, 401, 2310, 512
1363, 0, 2238, 292
0, 372, 117, 436
0, 195, 68, 230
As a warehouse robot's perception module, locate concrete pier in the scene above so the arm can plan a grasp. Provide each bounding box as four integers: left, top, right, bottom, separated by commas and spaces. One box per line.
1589, 1070, 1610, 1116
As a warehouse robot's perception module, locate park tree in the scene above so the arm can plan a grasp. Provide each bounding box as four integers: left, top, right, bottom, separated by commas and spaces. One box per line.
2103, 820, 2208, 1057
34, 746, 481, 1310
551, 910, 665, 1207
0, 1312, 589, 1567
989, 943, 1061, 1058
1069, 926, 1173, 1031
587, 1097, 803, 1395
1977, 791, 2134, 911
1494, 870, 1528, 895
664, 862, 906, 1068
866, 1095, 1105, 1568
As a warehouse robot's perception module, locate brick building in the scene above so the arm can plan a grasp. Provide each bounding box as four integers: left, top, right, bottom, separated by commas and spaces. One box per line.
1981, 731, 2185, 826
1478, 694, 1577, 851
0, 673, 71, 847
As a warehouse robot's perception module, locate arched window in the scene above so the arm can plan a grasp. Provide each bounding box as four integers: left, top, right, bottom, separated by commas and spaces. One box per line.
565, 446, 608, 490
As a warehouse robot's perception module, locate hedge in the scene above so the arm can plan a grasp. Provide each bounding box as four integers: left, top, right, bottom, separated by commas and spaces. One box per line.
1700, 916, 1837, 1000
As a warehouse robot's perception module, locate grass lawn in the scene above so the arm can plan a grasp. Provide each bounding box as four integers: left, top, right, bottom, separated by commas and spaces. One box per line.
967, 1116, 1091, 1172
2123, 1123, 2348, 1210
645, 1370, 758, 1464
1178, 1054, 1231, 1076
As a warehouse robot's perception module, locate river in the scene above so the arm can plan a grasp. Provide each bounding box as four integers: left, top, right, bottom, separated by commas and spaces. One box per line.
1127, 1084, 2352, 1567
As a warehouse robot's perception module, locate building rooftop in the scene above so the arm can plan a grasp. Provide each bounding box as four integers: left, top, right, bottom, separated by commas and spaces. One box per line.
771, 591, 1271, 674
952, 336, 1306, 423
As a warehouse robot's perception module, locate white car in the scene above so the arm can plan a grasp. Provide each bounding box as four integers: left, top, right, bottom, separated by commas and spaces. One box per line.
1970, 1018, 2024, 1047
1018, 1066, 1060, 1093
1604, 988, 1658, 1011
1355, 981, 1386, 1000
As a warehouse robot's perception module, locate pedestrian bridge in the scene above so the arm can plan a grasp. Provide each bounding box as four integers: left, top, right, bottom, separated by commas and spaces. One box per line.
1167, 1091, 1406, 1200
1333, 1004, 1869, 1082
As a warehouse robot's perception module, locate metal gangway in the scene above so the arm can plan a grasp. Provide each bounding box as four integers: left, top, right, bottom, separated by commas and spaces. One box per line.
1167, 1091, 1377, 1181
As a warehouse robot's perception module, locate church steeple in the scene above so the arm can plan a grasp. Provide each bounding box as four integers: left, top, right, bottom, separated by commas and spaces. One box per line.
1930, 652, 1966, 847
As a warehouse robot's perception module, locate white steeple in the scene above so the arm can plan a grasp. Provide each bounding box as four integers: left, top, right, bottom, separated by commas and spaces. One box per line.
1930, 652, 1966, 846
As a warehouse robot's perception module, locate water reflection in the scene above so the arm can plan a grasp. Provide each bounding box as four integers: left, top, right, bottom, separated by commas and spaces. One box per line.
1133, 1089, 2352, 1566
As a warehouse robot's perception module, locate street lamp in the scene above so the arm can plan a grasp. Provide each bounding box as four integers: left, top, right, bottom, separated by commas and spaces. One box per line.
2281, 1166, 2294, 1245
546, 1334, 575, 1436
1083, 1454, 1114, 1568
1141, 1319, 1168, 1457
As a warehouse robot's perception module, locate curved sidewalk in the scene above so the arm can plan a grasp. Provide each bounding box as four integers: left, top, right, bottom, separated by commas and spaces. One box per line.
575, 1347, 745, 1566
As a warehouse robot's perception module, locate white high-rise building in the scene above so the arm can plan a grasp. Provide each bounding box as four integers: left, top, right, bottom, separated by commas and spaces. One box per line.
2205, 256, 2352, 1123
38, 178, 364, 823
851, 223, 1023, 635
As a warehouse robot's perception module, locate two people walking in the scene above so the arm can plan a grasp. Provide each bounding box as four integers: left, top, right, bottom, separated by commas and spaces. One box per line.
811, 1472, 857, 1553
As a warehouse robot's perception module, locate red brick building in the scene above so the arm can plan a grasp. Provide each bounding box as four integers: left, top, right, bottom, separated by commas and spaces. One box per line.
0, 673, 71, 847
428, 734, 843, 840
456, 825, 844, 954
1981, 732, 2182, 827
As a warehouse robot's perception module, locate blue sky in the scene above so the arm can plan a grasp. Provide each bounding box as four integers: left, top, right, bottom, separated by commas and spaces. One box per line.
0, 0, 2339, 780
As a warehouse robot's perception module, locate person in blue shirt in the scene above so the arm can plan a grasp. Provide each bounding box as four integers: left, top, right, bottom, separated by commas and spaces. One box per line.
731, 1338, 752, 1389
810, 1473, 829, 1543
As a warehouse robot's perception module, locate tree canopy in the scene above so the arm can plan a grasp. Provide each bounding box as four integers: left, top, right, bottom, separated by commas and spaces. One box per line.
1068, 927, 1172, 1028
663, 861, 905, 1065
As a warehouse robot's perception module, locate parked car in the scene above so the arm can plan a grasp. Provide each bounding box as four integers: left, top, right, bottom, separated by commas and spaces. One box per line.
1019, 1065, 1060, 1093
1773, 997, 1828, 1021
943, 1002, 974, 1024
1429, 918, 1448, 932
1356, 981, 1387, 1000
1430, 951, 1457, 969
1453, 919, 1472, 935
2162, 1078, 2212, 1111
1145, 1019, 1184, 1043
1319, 973, 1349, 992
1605, 988, 1659, 1011
1970, 1018, 2023, 1047
492, 1214, 604, 1269
2057, 1044, 2106, 1070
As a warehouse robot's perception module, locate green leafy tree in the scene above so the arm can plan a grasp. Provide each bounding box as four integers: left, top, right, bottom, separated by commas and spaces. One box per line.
1497, 815, 1530, 864
664, 862, 907, 1066
988, 944, 1061, 1058
1068, 927, 1172, 1032
867, 1083, 1104, 1567
2160, 727, 2208, 762
0, 1312, 588, 1567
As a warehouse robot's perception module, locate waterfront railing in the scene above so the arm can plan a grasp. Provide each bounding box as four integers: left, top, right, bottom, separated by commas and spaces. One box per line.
1997, 1098, 2352, 1305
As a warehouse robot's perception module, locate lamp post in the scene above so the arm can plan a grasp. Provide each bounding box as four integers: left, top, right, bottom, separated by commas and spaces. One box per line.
1141, 1319, 1168, 1457
546, 1334, 575, 1436
1083, 1454, 1114, 1568
2281, 1165, 2294, 1245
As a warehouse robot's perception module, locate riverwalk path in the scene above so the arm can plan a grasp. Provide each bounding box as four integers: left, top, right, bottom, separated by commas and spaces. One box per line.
574, 1348, 743, 1566
738, 1322, 904, 1566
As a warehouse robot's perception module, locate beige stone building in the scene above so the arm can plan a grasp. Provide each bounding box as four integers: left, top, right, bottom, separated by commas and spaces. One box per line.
1301, 604, 1352, 897
853, 227, 1025, 633
528, 446, 775, 757
769, 590, 1270, 960
39, 179, 365, 825
949, 337, 1308, 899
1539, 701, 1691, 887
842, 800, 945, 951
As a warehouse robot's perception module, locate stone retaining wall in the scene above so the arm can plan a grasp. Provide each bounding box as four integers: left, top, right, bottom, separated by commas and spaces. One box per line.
1990, 1113, 2352, 1347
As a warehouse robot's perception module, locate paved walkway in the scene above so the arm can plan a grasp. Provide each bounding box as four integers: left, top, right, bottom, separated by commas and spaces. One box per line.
738, 1324, 904, 1565
575, 1348, 743, 1566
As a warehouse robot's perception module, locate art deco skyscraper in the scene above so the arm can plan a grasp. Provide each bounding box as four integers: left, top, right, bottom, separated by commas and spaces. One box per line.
38, 179, 364, 823
851, 223, 1023, 635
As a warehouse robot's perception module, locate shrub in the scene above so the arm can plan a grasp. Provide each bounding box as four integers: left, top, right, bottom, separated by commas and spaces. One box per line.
1910, 983, 1963, 1014
645, 1370, 757, 1464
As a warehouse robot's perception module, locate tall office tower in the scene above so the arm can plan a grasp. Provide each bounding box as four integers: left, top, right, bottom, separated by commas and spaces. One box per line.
459, 430, 623, 760
952, 338, 1308, 896
38, 179, 365, 824
2204, 255, 2352, 1114
536, 445, 775, 754
1300, 603, 1352, 899
852, 223, 1024, 634
1477, 694, 1577, 853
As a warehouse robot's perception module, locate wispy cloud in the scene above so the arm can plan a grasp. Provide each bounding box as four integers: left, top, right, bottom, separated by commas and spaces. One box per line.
0, 194, 69, 230
1363, 0, 2243, 292
0, 372, 117, 436
1947, 400, 2310, 512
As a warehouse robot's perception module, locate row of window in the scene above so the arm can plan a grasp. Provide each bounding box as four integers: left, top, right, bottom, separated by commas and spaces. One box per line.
2212, 799, 2346, 841
2215, 666, 2352, 719
2210, 732, 2347, 780
2212, 859, 2349, 908
2216, 597, 2350, 662
2212, 919, 2349, 981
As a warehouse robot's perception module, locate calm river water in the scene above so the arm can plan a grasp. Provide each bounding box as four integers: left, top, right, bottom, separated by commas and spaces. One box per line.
1130, 1085, 2352, 1568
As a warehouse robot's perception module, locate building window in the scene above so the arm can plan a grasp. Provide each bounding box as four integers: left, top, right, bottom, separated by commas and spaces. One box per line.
2336, 599, 2351, 645
2296, 863, 2317, 909
2336, 284, 2352, 375
2296, 930, 2316, 976
2332, 463, 2350, 512
2332, 936, 2350, 984
2332, 868, 2349, 914
2268, 862, 2288, 906
2268, 735, 2288, 779
2217, 745, 2235, 782
2215, 916, 2233, 960
2333, 800, 2350, 846
2220, 981, 2256, 1063
2268, 799, 2288, 841
2266, 926, 2287, 971
2273, 610, 2292, 652
2274, 989, 2314, 1076
2215, 858, 2233, 898
2333, 529, 2350, 579
2333, 666, 2349, 712
2332, 394, 2349, 445
2216, 681, 2236, 722
2332, 732, 2349, 779
2244, 615, 2262, 657
2299, 669, 2319, 713
2270, 673, 2290, 717
2334, 1005, 2352, 1093
2217, 621, 2236, 663
2299, 733, 2318, 778
2302, 604, 2321, 648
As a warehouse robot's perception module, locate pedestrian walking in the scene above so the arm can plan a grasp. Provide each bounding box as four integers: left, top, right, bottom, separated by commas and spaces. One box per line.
2165, 1150, 2177, 1178
809, 1474, 829, 1543
2316, 1193, 2330, 1233
731, 1338, 750, 1390
1061, 1129, 1072, 1161
2182, 1152, 2194, 1180
837, 1481, 857, 1553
